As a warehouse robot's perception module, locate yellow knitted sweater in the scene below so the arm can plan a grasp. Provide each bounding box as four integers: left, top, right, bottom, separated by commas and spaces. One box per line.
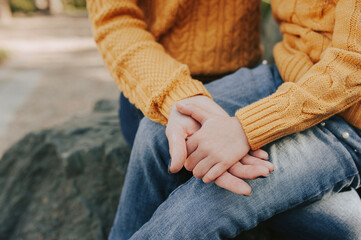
87, 0, 361, 149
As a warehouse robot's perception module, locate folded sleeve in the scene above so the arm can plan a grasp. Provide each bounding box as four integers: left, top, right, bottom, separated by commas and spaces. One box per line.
87, 0, 211, 125
236, 0, 361, 149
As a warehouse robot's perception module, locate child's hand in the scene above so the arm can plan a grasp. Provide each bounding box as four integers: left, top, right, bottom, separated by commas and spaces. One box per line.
177, 102, 251, 183
177, 101, 273, 195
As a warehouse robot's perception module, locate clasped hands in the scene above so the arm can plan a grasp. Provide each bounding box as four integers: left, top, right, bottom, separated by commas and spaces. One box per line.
166, 95, 274, 195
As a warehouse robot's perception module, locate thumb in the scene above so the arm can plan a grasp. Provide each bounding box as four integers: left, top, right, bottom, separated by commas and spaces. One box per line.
176, 102, 212, 125
168, 130, 187, 173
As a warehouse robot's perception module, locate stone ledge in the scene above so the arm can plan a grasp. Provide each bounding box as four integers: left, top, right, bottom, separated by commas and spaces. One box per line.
0, 99, 130, 240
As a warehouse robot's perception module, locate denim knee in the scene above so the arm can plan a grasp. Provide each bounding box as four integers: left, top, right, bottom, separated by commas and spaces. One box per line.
137, 178, 261, 240
132, 117, 169, 165
134, 117, 166, 144
268, 188, 361, 240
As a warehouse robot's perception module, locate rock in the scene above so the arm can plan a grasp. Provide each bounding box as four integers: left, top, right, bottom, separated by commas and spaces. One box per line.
7, 98, 357, 240
0, 99, 283, 240
0, 99, 130, 240
93, 99, 118, 113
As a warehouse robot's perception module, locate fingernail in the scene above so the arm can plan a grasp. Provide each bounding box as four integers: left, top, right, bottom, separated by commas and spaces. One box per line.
260, 171, 269, 178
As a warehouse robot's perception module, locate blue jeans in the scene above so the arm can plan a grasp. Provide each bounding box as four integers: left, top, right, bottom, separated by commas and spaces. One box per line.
119, 93, 144, 147
113, 65, 361, 240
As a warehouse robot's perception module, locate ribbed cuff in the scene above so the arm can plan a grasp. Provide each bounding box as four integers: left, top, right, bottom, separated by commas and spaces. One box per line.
273, 43, 313, 83
159, 79, 212, 123
236, 95, 291, 150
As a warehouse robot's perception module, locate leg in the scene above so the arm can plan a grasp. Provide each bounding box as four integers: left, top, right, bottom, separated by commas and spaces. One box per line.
130, 116, 361, 240
118, 93, 144, 147
267, 188, 361, 240
109, 117, 192, 240
197, 65, 361, 239
112, 65, 361, 239
110, 65, 283, 239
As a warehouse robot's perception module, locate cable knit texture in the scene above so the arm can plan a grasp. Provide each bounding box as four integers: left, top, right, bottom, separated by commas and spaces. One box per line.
237, 0, 361, 149
87, 0, 261, 124
88, 0, 360, 150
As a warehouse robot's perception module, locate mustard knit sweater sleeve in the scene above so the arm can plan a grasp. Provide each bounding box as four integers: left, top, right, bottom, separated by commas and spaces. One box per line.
87, 0, 211, 125
236, 0, 361, 149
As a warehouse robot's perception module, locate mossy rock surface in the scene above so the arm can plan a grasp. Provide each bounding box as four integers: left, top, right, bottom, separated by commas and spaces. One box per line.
0, 100, 288, 239
0, 100, 130, 239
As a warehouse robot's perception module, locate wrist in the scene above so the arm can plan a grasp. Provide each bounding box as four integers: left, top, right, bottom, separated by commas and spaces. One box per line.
160, 81, 211, 121
231, 116, 251, 151
172, 95, 210, 111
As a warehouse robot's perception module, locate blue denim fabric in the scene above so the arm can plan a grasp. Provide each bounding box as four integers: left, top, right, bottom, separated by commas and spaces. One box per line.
268, 188, 361, 239
119, 93, 144, 147
112, 65, 361, 240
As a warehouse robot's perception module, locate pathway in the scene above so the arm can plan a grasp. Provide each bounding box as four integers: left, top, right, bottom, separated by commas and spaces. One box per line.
0, 16, 119, 156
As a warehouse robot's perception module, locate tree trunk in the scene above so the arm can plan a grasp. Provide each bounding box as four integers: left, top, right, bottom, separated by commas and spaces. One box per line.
0, 0, 12, 24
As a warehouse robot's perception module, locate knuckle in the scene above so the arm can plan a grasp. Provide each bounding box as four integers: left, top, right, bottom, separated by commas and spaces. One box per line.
214, 152, 226, 162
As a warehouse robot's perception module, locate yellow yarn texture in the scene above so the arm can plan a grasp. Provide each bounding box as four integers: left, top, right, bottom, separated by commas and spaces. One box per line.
88, 0, 361, 149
